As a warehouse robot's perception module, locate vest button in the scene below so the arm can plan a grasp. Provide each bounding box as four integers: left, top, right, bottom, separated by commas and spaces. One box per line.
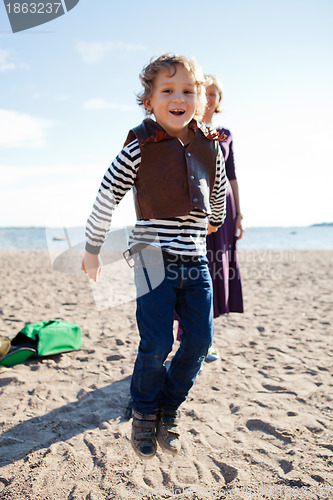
189, 175, 195, 180
186, 152, 191, 157
192, 197, 198, 203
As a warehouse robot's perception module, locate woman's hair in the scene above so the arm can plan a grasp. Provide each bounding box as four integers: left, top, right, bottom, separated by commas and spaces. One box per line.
137, 53, 206, 120
204, 74, 223, 113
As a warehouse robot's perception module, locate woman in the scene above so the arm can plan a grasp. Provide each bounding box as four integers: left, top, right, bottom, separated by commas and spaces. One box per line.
204, 75, 244, 320
175, 76, 244, 354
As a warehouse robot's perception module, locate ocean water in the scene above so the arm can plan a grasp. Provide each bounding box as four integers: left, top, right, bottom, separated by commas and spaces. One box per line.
0, 225, 332, 251
0, 226, 85, 251
237, 225, 333, 250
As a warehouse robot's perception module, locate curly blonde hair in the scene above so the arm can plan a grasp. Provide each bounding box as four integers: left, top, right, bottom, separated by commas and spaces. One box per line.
137, 53, 206, 120
204, 74, 223, 113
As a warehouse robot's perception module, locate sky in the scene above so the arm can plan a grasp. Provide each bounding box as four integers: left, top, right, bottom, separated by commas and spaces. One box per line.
0, 0, 332, 228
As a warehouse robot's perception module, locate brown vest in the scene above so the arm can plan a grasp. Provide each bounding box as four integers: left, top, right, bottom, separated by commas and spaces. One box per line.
124, 118, 223, 220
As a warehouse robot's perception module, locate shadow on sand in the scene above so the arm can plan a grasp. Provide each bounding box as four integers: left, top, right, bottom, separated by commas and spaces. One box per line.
0, 376, 131, 466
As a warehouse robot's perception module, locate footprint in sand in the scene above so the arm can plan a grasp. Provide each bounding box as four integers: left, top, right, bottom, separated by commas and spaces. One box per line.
246, 419, 293, 444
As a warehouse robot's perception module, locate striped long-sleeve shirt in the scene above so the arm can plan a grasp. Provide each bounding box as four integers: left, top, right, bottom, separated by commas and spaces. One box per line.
85, 138, 226, 257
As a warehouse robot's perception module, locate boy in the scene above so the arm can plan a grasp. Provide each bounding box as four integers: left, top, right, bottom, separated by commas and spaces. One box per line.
82, 54, 226, 459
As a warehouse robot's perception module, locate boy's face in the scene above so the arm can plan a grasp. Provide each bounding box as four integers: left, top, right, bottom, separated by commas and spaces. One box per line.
144, 64, 197, 142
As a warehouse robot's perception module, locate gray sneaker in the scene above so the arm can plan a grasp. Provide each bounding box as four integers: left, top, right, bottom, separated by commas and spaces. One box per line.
131, 410, 157, 459
156, 409, 181, 455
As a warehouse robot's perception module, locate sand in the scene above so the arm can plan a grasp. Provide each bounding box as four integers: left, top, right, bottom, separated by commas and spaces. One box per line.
0, 249, 332, 499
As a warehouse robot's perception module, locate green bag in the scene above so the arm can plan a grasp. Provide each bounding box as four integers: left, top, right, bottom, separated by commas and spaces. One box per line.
0, 320, 82, 367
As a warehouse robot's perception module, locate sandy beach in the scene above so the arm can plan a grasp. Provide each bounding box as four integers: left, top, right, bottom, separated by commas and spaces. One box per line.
0, 249, 332, 500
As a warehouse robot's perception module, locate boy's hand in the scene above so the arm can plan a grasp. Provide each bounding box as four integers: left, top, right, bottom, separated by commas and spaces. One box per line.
82, 251, 101, 283
207, 223, 219, 235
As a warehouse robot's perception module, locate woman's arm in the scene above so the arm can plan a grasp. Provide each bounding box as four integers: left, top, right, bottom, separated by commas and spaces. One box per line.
229, 178, 244, 240
223, 131, 244, 241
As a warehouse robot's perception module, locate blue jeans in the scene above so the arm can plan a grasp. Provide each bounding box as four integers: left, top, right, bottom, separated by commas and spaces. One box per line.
130, 252, 214, 414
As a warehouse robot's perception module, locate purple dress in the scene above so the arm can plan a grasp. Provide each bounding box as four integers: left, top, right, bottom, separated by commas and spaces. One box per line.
207, 128, 244, 317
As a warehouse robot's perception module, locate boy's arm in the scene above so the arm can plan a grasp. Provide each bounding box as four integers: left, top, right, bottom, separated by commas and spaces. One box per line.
208, 148, 227, 230
81, 251, 101, 282
82, 139, 140, 282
